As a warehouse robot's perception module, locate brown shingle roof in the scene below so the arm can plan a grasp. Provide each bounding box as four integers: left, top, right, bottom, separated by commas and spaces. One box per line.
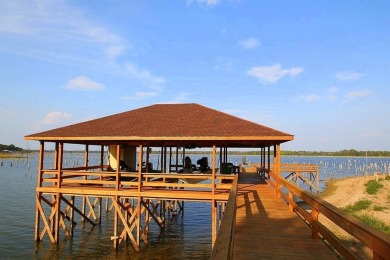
25, 103, 293, 146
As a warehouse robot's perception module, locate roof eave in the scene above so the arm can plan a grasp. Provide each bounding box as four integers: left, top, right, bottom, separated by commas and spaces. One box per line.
25, 135, 294, 142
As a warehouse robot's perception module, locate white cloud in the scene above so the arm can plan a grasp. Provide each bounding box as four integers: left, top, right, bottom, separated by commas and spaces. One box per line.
0, 1, 127, 61
302, 95, 320, 102
187, 0, 221, 6
344, 90, 370, 101
125, 63, 166, 87
328, 87, 339, 94
105, 45, 126, 60
122, 91, 159, 100
65, 76, 105, 91
239, 38, 260, 49
43, 112, 72, 125
336, 71, 364, 81
164, 92, 193, 104
247, 64, 304, 84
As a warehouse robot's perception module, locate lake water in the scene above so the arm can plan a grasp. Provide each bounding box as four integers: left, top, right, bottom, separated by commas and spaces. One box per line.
0, 153, 389, 259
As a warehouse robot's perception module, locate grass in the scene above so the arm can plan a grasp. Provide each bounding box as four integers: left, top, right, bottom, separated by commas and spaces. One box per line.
365, 180, 384, 195
385, 175, 390, 181
373, 205, 387, 211
343, 199, 372, 214
357, 214, 390, 235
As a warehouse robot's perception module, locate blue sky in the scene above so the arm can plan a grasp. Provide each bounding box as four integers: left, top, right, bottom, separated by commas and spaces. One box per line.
0, 0, 389, 151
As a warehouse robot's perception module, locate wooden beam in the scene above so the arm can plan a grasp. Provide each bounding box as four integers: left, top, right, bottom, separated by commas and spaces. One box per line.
138, 145, 143, 193
116, 144, 120, 191
212, 145, 216, 195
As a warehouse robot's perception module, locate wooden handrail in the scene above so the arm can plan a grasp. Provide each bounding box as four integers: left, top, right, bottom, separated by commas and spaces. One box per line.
268, 171, 390, 259
210, 175, 238, 260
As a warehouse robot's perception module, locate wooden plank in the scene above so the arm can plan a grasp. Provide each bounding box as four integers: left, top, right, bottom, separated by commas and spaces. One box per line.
232, 173, 337, 259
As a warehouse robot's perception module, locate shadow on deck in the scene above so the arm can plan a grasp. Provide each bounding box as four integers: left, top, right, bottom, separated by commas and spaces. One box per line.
233, 172, 337, 259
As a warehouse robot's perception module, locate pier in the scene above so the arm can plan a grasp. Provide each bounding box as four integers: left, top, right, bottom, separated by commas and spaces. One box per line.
25, 103, 390, 259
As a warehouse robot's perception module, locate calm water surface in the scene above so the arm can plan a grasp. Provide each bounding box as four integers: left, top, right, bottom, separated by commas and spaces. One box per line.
0, 153, 389, 259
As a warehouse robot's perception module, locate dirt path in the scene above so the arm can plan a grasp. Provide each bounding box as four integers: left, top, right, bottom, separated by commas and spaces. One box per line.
319, 174, 390, 259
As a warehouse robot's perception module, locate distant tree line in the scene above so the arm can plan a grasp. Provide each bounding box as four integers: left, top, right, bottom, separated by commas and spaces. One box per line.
229, 149, 390, 157
0, 144, 23, 152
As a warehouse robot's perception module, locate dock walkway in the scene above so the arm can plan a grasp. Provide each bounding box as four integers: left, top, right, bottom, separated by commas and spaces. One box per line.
233, 172, 336, 259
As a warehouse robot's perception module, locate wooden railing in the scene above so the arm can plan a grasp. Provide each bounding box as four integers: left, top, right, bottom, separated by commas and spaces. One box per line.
267, 171, 390, 259
39, 165, 236, 191
210, 175, 238, 260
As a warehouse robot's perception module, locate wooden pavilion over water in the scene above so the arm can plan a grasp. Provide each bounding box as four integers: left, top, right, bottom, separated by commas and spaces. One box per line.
25, 103, 292, 249
25, 103, 390, 259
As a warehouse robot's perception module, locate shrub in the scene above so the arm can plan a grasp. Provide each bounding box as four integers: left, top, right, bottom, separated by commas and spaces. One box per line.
365, 180, 384, 195
385, 175, 390, 181
343, 199, 372, 213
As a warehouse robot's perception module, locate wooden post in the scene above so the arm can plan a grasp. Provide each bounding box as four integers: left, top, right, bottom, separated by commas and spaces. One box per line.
116, 144, 120, 191
169, 147, 172, 173
219, 147, 223, 169
175, 147, 179, 172
267, 146, 271, 173
37, 141, 44, 188
35, 141, 45, 241
311, 208, 320, 239
113, 196, 118, 249
70, 195, 75, 237
100, 145, 104, 171
163, 146, 167, 174
138, 145, 143, 193
54, 192, 61, 243
84, 144, 89, 169
212, 145, 216, 195
57, 143, 63, 189
54, 142, 58, 170
146, 146, 150, 173
137, 196, 142, 246
288, 191, 294, 212
81, 144, 89, 220
160, 146, 164, 172
211, 199, 217, 247
276, 144, 281, 175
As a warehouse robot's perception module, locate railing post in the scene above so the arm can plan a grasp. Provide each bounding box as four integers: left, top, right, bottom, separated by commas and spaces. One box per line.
288, 191, 294, 212
311, 208, 320, 239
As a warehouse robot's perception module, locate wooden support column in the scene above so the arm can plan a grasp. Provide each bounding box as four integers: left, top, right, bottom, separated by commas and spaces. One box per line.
54, 142, 59, 170
212, 145, 216, 195
146, 146, 150, 173
113, 195, 119, 249
211, 199, 217, 247
267, 146, 271, 172
116, 144, 121, 191
175, 147, 179, 172
35, 141, 45, 241
169, 147, 172, 173
81, 144, 89, 220
84, 144, 89, 169
57, 142, 63, 189
219, 147, 223, 169
163, 146, 167, 173
138, 145, 143, 193
160, 146, 164, 172
54, 192, 61, 243
37, 141, 44, 188
100, 145, 104, 171
137, 196, 142, 246
276, 144, 281, 175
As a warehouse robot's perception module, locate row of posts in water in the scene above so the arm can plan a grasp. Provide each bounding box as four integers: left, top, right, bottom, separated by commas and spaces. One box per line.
1, 153, 390, 175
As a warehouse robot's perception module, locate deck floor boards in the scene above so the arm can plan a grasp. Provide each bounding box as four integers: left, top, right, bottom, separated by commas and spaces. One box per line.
233, 172, 337, 259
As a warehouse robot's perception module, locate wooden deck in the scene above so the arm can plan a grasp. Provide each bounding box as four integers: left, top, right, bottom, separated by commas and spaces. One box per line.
233, 172, 337, 259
